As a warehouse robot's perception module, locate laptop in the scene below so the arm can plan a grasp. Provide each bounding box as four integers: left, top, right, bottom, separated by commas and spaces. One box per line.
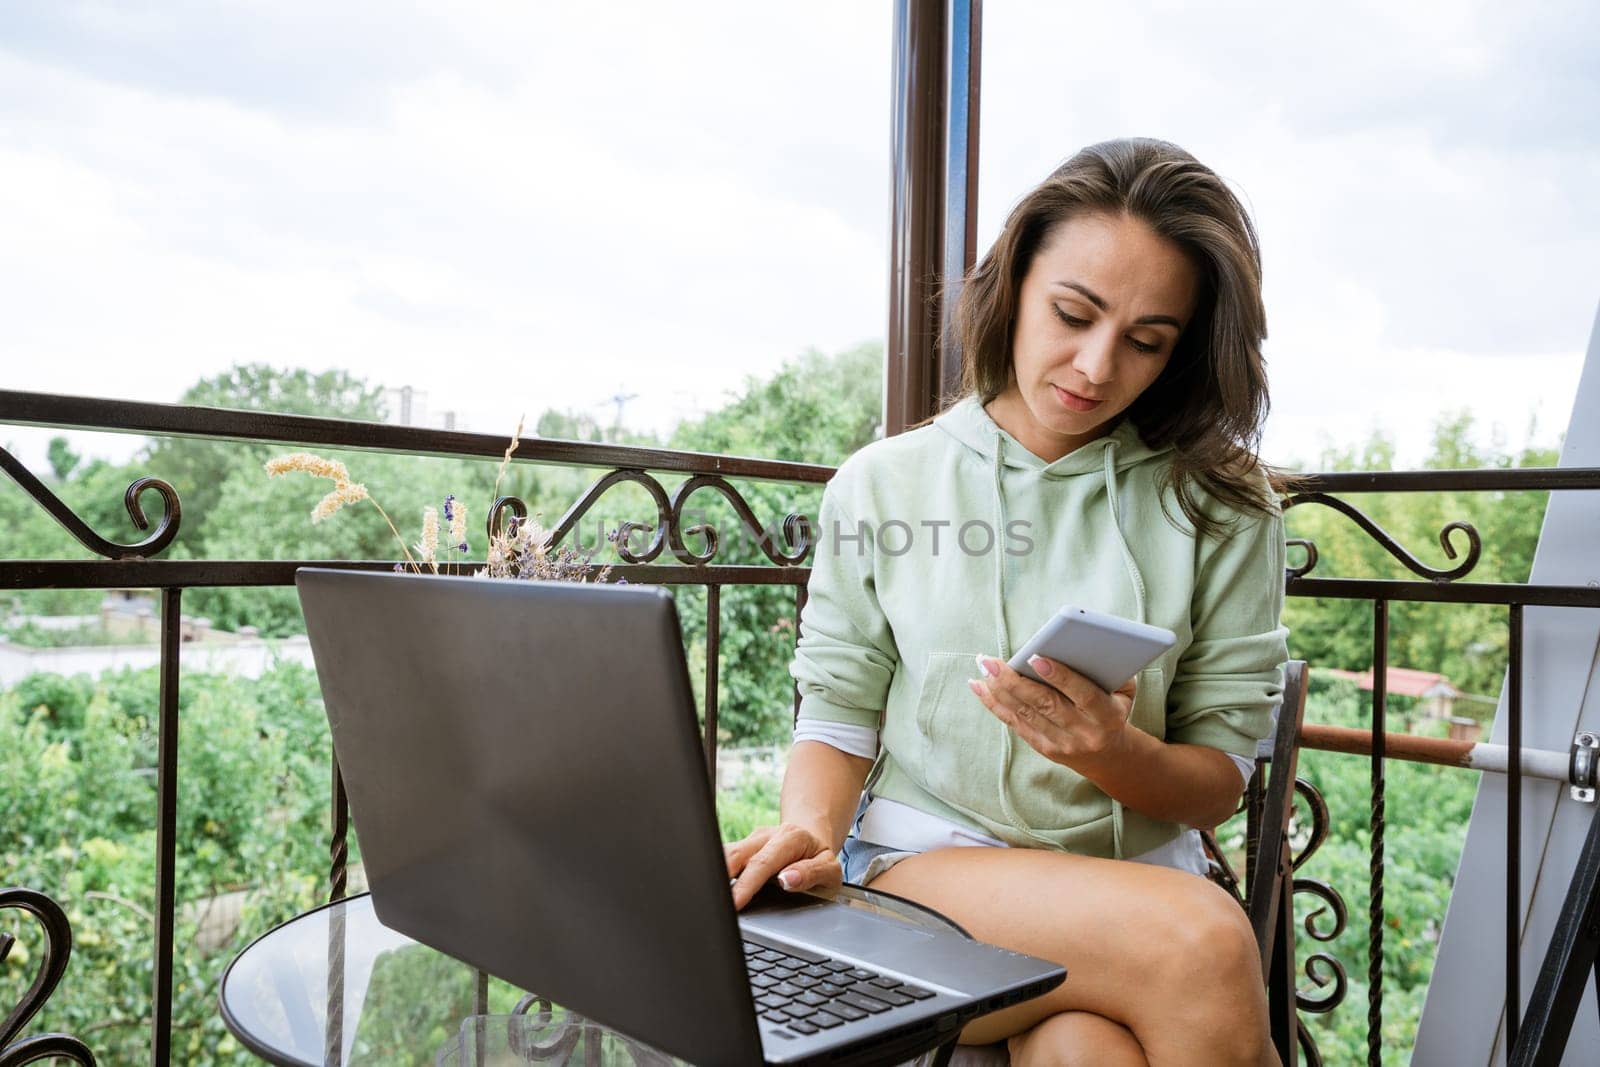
295, 568, 1065, 1067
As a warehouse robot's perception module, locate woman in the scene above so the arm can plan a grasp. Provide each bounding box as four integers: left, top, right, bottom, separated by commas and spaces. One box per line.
726, 138, 1288, 1066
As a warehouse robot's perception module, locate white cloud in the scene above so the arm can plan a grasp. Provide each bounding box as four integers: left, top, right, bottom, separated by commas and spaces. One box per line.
976, 0, 1598, 465
0, 4, 893, 462
0, 0, 1595, 480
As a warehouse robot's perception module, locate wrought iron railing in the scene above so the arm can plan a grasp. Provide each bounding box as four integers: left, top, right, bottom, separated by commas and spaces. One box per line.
0, 390, 827, 1064
1279, 468, 1600, 1064
3, 388, 1598, 1065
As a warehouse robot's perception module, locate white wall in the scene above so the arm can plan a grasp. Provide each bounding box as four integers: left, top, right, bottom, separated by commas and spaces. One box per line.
0, 635, 314, 686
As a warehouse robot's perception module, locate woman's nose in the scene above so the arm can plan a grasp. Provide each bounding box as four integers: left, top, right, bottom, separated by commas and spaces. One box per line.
1073, 328, 1119, 385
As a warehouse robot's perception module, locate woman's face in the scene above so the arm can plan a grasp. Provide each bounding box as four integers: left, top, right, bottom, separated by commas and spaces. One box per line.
990, 211, 1200, 462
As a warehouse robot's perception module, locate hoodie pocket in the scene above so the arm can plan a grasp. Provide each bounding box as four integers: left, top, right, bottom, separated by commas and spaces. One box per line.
914, 651, 1003, 809
1126, 665, 1168, 739
1004, 664, 1167, 836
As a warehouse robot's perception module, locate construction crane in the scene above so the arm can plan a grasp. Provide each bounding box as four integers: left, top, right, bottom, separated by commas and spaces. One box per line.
597, 386, 639, 434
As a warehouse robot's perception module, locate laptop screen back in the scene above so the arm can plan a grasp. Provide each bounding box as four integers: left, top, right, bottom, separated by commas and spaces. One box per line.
295, 568, 763, 1065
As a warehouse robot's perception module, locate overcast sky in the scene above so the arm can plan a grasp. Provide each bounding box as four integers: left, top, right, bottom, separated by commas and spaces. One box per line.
2, 0, 1596, 476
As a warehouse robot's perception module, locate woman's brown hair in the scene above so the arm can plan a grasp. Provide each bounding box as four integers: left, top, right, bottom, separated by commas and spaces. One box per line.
951, 137, 1287, 536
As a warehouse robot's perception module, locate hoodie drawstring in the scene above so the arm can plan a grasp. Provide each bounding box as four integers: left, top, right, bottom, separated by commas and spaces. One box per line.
992, 436, 1012, 661
990, 432, 1153, 857
1100, 437, 1151, 858
992, 433, 1051, 844
1102, 440, 1148, 626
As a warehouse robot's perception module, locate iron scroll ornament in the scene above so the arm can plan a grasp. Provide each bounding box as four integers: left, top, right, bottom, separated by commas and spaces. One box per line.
1287, 777, 1349, 1036
486, 473, 672, 566
486, 470, 814, 567
0, 888, 96, 1067
0, 447, 180, 560
667, 475, 813, 566
1200, 777, 1349, 1066
1281, 492, 1480, 582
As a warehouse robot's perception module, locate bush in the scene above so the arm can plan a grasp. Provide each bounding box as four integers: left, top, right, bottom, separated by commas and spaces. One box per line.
2, 663, 788, 1063
1282, 682, 1477, 1064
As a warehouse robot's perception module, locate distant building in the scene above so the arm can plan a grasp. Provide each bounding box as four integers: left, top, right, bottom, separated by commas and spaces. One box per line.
1321, 666, 1463, 718
381, 385, 460, 431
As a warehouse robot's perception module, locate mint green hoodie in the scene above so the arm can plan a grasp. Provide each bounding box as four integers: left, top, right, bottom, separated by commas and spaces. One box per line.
790, 396, 1288, 860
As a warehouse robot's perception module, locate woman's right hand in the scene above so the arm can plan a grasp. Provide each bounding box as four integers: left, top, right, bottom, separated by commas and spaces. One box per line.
724, 823, 842, 911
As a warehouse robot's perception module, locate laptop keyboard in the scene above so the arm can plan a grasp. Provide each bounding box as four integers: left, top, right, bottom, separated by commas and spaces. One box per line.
742, 938, 937, 1035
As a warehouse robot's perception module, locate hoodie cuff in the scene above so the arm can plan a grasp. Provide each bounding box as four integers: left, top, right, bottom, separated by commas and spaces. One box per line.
795, 692, 883, 731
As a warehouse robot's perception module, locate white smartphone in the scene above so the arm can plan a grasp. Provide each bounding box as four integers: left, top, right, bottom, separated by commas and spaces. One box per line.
1007, 605, 1177, 692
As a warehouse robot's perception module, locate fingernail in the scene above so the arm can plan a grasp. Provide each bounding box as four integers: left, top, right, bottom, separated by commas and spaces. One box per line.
1028, 655, 1053, 676
968, 678, 986, 696
974, 654, 998, 677
778, 870, 797, 890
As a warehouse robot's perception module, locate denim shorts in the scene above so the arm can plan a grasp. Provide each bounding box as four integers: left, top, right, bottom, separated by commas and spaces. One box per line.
838, 793, 920, 887
839, 834, 918, 886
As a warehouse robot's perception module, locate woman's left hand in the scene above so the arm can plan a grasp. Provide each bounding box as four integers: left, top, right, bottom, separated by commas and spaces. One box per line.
969, 654, 1138, 767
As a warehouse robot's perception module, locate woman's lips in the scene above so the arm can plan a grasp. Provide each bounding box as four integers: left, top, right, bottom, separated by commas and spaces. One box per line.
1052, 384, 1103, 413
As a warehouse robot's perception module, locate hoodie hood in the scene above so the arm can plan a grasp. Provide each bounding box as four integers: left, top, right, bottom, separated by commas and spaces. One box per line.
932, 394, 1170, 478
931, 394, 1173, 645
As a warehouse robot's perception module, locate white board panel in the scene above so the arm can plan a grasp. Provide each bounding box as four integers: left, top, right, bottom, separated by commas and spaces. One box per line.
1414, 301, 1600, 1065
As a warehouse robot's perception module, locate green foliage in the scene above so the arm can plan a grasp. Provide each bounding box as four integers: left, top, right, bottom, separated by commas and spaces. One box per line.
0, 663, 786, 1064
1212, 680, 1480, 1064
349, 948, 481, 1063
14, 343, 869, 743
1, 662, 333, 1065
668, 343, 884, 743
191, 449, 503, 635
715, 774, 783, 843
0, 444, 148, 573
1284, 412, 1559, 697
8, 671, 101, 733
46, 436, 82, 482
140, 364, 388, 553
1, 355, 1559, 1063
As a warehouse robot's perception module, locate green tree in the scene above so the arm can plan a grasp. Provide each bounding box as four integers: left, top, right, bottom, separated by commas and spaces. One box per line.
0, 662, 789, 1065
667, 343, 884, 743
0, 442, 143, 614
1283, 412, 1558, 700
46, 436, 81, 482
140, 364, 389, 558
193, 449, 507, 634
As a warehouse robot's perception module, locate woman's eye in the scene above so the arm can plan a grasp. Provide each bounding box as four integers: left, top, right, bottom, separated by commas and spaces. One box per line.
1054, 304, 1163, 353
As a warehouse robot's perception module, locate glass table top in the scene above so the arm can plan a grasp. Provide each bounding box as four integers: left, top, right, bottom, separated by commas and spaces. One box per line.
219, 887, 966, 1066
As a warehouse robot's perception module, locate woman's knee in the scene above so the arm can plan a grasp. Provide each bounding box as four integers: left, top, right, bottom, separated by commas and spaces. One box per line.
1149, 882, 1262, 990
1138, 885, 1271, 1062
1007, 1011, 1147, 1067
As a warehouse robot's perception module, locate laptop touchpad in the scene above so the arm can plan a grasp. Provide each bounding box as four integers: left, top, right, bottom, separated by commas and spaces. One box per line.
740, 889, 945, 976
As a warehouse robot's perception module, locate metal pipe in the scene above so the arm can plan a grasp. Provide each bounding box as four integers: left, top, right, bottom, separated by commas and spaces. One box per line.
1368, 601, 1388, 1067
1287, 578, 1600, 609
1508, 602, 1525, 1051
330, 760, 348, 903
1301, 725, 1578, 783
705, 584, 720, 786
151, 587, 181, 1067
0, 560, 812, 590
1294, 467, 1600, 493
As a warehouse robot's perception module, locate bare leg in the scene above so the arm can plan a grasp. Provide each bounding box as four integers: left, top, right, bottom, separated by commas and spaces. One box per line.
1007, 1010, 1148, 1066
871, 847, 1277, 1067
